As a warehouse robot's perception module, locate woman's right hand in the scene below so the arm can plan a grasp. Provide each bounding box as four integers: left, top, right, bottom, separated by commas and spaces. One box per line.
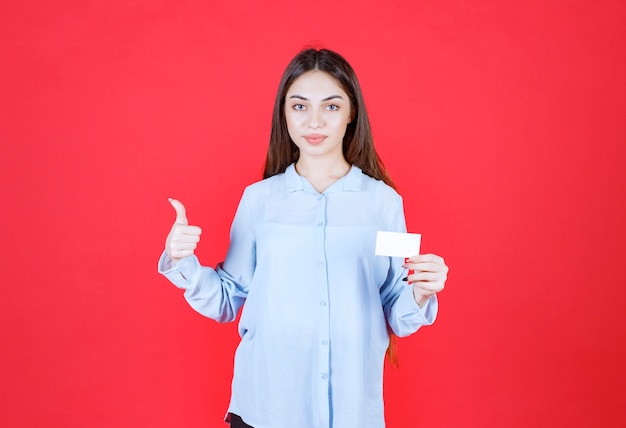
165, 198, 202, 264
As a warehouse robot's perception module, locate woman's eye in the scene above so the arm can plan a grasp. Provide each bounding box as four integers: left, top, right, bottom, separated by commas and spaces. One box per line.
293, 104, 306, 111
326, 104, 339, 111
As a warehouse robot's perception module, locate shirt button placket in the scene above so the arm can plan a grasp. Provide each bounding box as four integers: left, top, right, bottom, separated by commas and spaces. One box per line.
315, 193, 331, 425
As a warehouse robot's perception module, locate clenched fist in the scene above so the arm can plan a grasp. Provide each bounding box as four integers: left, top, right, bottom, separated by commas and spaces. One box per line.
165, 198, 202, 264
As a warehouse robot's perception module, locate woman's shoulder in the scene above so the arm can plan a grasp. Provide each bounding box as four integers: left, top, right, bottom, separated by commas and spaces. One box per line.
359, 170, 402, 201
242, 171, 288, 199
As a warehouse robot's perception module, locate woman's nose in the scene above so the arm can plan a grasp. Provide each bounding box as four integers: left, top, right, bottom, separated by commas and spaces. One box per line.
308, 108, 323, 128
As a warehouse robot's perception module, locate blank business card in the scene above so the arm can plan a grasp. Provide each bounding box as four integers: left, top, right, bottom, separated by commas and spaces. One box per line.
375, 231, 421, 258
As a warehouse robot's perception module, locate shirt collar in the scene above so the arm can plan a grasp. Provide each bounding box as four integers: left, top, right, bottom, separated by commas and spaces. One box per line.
284, 163, 362, 194
285, 163, 303, 192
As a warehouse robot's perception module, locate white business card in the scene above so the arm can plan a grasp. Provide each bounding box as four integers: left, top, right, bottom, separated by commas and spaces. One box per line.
375, 231, 421, 258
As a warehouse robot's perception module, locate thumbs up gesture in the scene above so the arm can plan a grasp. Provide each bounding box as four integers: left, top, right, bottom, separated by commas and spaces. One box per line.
165, 198, 203, 264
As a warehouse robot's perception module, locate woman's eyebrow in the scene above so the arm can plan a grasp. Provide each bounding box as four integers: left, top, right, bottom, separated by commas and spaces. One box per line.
288, 94, 345, 101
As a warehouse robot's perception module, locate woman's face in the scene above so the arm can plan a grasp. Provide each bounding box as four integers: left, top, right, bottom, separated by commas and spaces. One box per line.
284, 70, 353, 163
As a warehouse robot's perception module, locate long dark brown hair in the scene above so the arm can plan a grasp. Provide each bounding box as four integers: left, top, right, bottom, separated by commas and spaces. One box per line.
263, 48, 395, 190
263, 48, 400, 366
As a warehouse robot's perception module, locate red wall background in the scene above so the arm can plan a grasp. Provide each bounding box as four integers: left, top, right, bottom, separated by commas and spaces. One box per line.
1, 1, 625, 427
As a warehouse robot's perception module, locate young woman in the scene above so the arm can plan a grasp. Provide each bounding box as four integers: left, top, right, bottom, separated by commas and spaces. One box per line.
159, 48, 448, 428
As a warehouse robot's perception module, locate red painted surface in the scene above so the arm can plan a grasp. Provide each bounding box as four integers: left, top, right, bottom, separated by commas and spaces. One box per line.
1, 1, 625, 426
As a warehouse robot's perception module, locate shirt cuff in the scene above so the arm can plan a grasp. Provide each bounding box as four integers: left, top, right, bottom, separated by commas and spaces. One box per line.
157, 250, 199, 289
397, 284, 438, 326
418, 294, 438, 325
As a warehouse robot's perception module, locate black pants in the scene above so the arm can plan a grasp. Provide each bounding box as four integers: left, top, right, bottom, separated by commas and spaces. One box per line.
230, 413, 254, 428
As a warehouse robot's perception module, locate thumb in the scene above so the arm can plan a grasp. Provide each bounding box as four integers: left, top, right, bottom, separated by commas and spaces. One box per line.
168, 198, 188, 225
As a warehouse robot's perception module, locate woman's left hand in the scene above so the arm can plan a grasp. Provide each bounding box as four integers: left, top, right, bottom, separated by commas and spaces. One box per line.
403, 254, 448, 308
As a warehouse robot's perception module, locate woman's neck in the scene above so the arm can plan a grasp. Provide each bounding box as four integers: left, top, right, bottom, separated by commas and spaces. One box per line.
295, 157, 351, 193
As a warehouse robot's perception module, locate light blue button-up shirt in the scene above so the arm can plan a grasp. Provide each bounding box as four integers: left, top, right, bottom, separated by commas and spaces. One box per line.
159, 164, 437, 428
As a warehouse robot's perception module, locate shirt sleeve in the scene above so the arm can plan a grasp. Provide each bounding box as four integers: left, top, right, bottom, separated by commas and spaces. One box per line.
157, 190, 256, 323
379, 194, 438, 337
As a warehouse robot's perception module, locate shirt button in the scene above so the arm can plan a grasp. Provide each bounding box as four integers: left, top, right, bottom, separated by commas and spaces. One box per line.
321, 340, 328, 345
317, 222, 323, 227
320, 301, 327, 306
318, 261, 324, 266
321, 374, 328, 380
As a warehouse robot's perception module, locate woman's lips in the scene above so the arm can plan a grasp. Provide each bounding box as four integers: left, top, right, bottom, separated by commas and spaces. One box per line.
304, 134, 326, 145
